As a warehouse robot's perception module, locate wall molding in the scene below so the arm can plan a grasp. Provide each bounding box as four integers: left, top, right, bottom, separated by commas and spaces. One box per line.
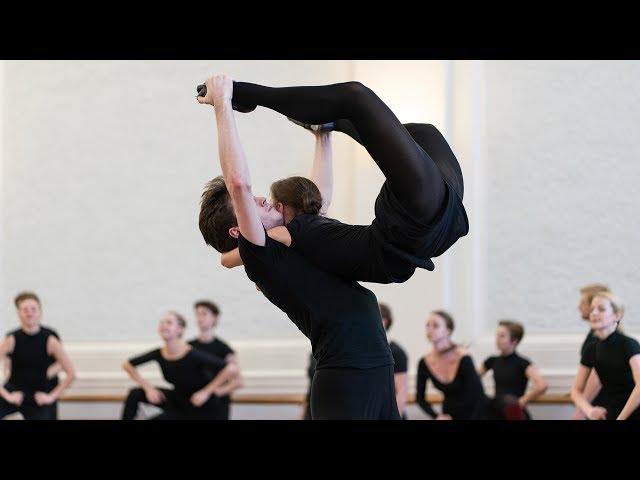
3, 334, 633, 397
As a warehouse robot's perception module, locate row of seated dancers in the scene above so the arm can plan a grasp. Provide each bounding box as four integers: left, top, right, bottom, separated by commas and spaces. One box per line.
0, 292, 242, 420
2, 283, 639, 420
302, 283, 640, 420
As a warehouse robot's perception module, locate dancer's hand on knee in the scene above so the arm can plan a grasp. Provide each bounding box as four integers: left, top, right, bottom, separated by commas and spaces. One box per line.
587, 406, 607, 420
34, 391, 55, 406
190, 389, 211, 407
144, 387, 165, 405
3, 390, 23, 405
197, 74, 233, 108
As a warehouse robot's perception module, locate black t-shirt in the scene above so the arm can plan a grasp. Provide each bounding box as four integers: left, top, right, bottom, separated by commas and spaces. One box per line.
286, 214, 395, 284
580, 330, 640, 420
188, 337, 234, 361
581, 329, 598, 358
6, 327, 59, 392
389, 341, 408, 374
128, 348, 226, 404
483, 352, 531, 398
238, 233, 393, 370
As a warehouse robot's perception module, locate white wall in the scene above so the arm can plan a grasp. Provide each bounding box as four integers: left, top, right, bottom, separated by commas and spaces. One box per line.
2, 61, 640, 419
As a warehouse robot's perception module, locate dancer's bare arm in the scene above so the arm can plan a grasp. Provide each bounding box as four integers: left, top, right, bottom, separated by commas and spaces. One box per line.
0, 336, 22, 405
220, 132, 329, 269
617, 354, 640, 420
571, 365, 607, 420
198, 74, 265, 247
519, 364, 548, 406
35, 336, 76, 405
309, 131, 333, 215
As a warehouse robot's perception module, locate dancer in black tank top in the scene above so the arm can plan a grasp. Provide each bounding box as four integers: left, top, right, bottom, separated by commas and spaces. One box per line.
0, 292, 76, 420
2, 326, 63, 419
189, 300, 240, 420
571, 292, 640, 420
478, 320, 548, 419
206, 78, 469, 284
121, 312, 240, 420
197, 75, 399, 419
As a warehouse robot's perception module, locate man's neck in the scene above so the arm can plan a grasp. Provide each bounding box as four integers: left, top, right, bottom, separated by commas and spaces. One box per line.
21, 324, 41, 335
198, 330, 216, 343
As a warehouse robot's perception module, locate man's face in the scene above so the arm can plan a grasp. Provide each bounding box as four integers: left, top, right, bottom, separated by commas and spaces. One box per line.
254, 196, 285, 229
17, 299, 41, 330
195, 306, 218, 332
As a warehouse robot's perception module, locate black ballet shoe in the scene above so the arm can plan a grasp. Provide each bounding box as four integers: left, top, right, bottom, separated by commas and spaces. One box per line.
287, 117, 336, 132
196, 84, 256, 113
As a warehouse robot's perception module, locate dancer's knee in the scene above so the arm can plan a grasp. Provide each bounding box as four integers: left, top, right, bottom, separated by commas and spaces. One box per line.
342, 81, 378, 107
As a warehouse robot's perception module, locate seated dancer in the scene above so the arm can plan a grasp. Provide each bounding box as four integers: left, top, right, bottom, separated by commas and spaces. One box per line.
478, 320, 548, 419
121, 311, 240, 420
571, 291, 640, 420
0, 292, 76, 420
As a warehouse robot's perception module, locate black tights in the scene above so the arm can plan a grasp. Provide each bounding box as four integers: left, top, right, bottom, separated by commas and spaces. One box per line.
233, 81, 447, 223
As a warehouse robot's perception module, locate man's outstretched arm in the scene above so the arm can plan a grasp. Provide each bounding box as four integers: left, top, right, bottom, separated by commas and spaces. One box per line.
198, 75, 265, 246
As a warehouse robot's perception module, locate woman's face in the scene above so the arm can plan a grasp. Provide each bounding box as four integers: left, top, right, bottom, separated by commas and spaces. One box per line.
273, 200, 297, 225
589, 297, 619, 331
158, 313, 183, 341
426, 313, 451, 343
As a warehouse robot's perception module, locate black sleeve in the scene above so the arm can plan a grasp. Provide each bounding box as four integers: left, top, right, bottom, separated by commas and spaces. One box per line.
238, 230, 275, 259
392, 346, 408, 374
191, 349, 227, 371
128, 349, 161, 367
623, 336, 640, 361
458, 355, 480, 381
483, 356, 495, 371
219, 340, 235, 357
416, 359, 438, 418
238, 233, 288, 285
580, 342, 596, 369
519, 355, 532, 371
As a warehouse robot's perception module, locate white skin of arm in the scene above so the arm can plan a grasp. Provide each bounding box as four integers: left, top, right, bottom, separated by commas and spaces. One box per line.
309, 131, 333, 215
519, 364, 548, 406
47, 361, 63, 379
191, 363, 240, 406
220, 130, 332, 268
206, 353, 243, 397
200, 75, 266, 247
571, 365, 607, 420
616, 354, 640, 420
34, 336, 76, 405
571, 369, 602, 419
0, 336, 22, 405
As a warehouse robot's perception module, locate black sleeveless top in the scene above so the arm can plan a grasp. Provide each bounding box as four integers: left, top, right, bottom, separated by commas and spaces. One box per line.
7, 327, 58, 392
